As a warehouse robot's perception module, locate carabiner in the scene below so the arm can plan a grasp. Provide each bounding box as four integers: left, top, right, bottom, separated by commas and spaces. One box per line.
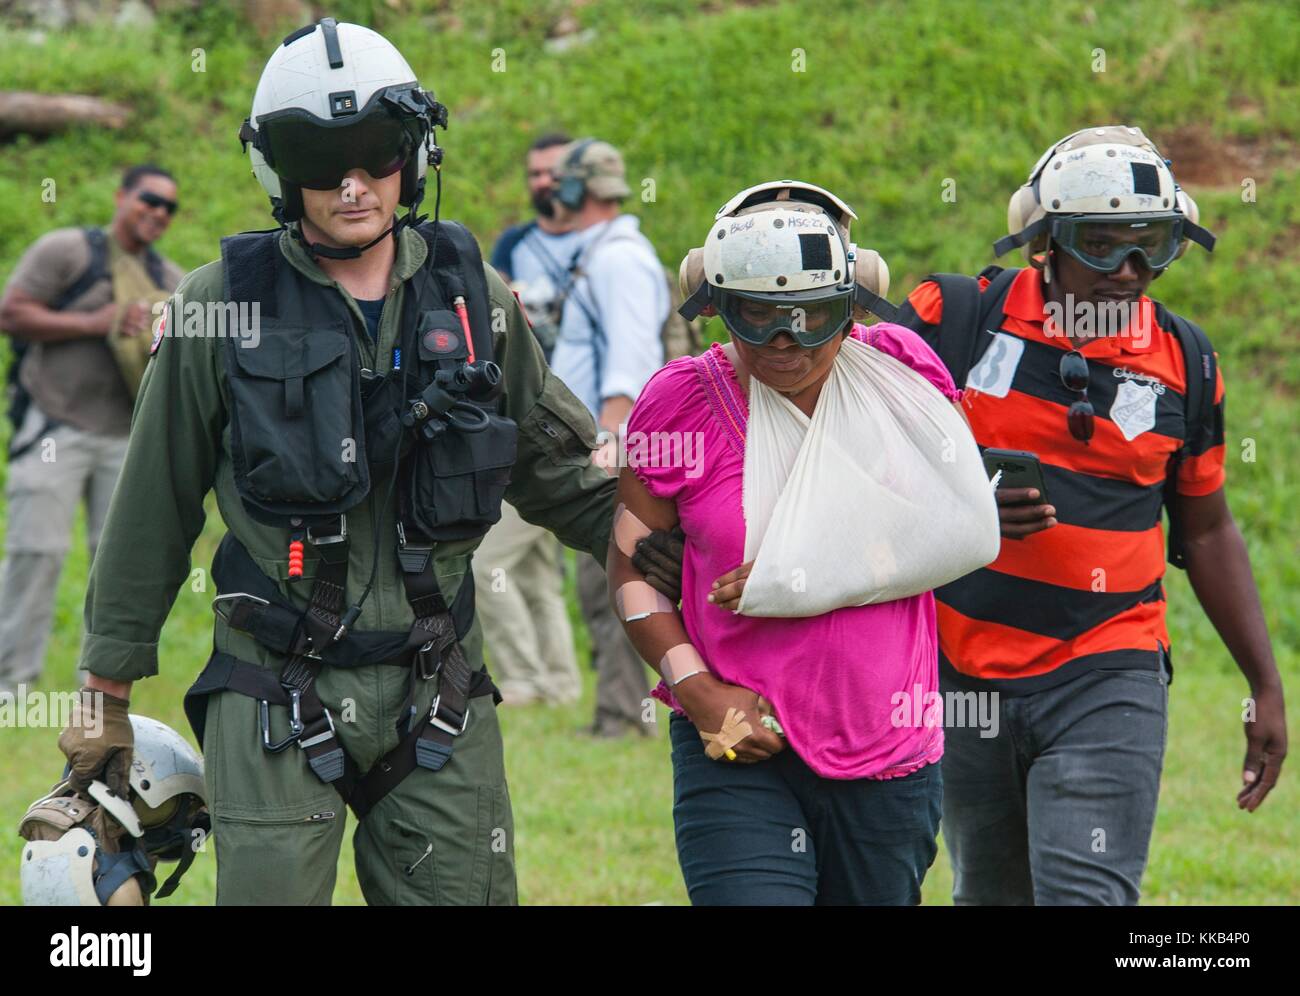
260, 687, 304, 753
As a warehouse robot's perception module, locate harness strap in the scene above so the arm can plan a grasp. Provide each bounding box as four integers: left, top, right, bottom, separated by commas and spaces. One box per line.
184, 651, 496, 821
280, 521, 353, 783
397, 524, 474, 772
212, 531, 474, 664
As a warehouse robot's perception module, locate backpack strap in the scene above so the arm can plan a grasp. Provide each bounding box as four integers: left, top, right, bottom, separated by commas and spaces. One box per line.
143, 247, 168, 289
900, 266, 1019, 387
923, 273, 982, 386
45, 227, 169, 310
967, 265, 1019, 380
8, 227, 113, 448
558, 224, 658, 394
1153, 302, 1217, 570
50, 227, 111, 311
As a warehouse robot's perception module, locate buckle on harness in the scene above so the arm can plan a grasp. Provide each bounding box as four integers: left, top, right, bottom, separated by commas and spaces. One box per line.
260, 687, 304, 753
395, 521, 434, 574
417, 640, 440, 680
299, 709, 347, 783
211, 592, 269, 624
427, 694, 469, 737
414, 696, 467, 771
307, 517, 347, 546
297, 708, 337, 750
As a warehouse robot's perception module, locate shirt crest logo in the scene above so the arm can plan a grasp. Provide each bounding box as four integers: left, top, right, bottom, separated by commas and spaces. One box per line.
1111, 378, 1159, 441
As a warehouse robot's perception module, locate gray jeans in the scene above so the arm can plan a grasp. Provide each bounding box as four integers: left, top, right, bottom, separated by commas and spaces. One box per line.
940, 664, 1169, 905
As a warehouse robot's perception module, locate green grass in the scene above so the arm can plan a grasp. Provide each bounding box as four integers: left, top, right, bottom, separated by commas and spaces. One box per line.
0, 0, 1296, 904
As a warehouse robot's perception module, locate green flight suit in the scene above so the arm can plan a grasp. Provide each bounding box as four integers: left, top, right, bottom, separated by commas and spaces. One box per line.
78, 225, 616, 905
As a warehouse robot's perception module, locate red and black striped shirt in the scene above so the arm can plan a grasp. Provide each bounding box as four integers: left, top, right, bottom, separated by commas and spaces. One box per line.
904, 268, 1226, 693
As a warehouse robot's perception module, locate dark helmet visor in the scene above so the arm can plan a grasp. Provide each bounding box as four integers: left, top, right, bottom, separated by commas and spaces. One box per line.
255, 89, 423, 191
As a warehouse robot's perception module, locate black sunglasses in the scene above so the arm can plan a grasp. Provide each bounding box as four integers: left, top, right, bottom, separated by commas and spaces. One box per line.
137, 191, 178, 216
1058, 350, 1094, 443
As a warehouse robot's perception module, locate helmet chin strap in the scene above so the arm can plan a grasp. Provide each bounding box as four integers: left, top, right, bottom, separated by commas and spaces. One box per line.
290, 220, 396, 260
279, 179, 430, 261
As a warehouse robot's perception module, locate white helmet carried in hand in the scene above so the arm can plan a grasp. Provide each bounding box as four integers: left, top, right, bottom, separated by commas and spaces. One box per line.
678, 180, 896, 347
995, 125, 1216, 275
238, 17, 448, 232
20, 715, 209, 906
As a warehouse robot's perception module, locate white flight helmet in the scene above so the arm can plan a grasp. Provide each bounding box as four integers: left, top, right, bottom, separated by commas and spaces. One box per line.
995, 125, 1216, 274
20, 715, 209, 906
239, 17, 447, 226
678, 180, 896, 342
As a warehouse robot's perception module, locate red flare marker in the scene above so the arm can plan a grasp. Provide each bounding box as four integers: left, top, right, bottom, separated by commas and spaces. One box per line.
454, 295, 474, 364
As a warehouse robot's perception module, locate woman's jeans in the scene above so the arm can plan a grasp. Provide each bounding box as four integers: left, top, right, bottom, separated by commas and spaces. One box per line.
669, 713, 942, 905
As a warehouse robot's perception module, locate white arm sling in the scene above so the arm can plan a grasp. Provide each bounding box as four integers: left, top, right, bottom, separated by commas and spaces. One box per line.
738, 336, 1001, 618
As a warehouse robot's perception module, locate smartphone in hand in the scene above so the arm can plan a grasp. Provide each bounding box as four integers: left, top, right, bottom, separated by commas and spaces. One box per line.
982, 448, 1048, 503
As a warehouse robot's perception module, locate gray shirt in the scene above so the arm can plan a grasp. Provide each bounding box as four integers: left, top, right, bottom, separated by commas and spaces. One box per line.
4, 227, 184, 436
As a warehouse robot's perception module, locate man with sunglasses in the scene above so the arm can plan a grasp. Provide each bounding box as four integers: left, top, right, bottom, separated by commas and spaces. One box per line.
54, 20, 617, 905
0, 163, 184, 698
471, 131, 586, 709
897, 126, 1287, 904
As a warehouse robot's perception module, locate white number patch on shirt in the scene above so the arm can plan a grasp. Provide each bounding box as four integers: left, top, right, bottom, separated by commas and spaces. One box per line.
965, 331, 1025, 398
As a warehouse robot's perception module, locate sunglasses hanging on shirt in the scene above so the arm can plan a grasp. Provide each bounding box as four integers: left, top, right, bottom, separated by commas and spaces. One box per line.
1058, 350, 1094, 443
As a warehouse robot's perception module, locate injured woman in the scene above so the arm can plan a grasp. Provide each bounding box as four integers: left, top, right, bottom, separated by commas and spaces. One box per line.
606, 180, 1001, 905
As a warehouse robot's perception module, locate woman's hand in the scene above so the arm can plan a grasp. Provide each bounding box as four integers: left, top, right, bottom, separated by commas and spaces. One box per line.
674, 672, 786, 763
707, 560, 754, 611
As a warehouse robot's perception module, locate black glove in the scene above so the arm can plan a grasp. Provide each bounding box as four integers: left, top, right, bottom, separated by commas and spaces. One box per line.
631, 526, 686, 603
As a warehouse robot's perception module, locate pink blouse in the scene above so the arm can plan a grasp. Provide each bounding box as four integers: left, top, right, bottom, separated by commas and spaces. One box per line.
627, 323, 961, 779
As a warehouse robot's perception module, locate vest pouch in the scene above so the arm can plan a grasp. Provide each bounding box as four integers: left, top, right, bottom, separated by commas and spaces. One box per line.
406, 411, 518, 541
361, 369, 409, 473
226, 321, 369, 515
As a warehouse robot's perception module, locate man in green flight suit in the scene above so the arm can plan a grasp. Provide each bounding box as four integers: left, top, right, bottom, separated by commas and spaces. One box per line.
56, 18, 614, 905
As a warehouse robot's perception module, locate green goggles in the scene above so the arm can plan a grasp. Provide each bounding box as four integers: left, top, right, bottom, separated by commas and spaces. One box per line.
1051, 214, 1184, 273
716, 289, 854, 348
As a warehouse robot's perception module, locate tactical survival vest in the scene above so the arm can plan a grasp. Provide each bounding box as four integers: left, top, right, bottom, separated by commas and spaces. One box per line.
184, 221, 517, 820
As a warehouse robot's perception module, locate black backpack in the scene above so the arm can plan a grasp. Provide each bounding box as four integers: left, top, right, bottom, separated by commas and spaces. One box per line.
898, 265, 1217, 570
4, 227, 167, 449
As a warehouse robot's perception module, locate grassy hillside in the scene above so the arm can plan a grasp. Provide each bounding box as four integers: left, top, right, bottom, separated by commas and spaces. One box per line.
0, 0, 1295, 904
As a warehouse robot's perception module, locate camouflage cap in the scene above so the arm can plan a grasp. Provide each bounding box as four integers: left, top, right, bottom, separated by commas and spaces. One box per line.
554, 138, 632, 201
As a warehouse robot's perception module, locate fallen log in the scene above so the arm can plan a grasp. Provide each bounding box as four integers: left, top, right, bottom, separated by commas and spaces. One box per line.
0, 91, 131, 138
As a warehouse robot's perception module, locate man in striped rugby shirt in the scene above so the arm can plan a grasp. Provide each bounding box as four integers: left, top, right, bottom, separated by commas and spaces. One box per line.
898, 126, 1287, 904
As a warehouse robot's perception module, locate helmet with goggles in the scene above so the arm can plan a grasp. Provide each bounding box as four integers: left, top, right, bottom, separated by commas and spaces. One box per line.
678, 180, 897, 349
20, 714, 209, 906
238, 18, 447, 236
994, 125, 1216, 279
